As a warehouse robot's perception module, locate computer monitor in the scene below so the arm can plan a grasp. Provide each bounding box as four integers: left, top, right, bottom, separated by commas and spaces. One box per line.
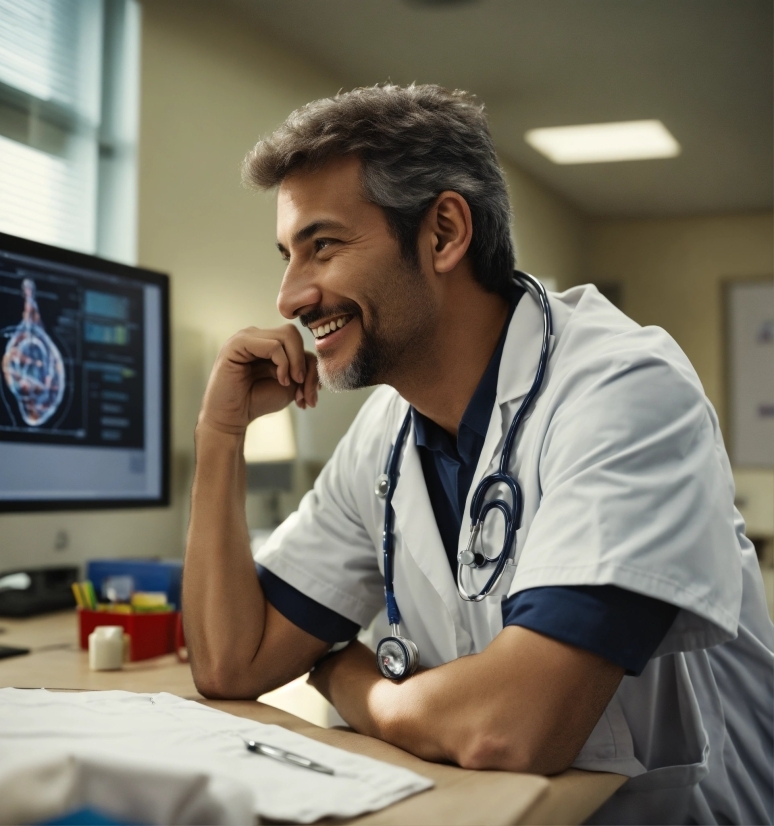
0, 232, 169, 511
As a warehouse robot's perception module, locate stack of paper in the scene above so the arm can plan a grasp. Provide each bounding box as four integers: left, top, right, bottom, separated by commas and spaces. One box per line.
0, 688, 433, 825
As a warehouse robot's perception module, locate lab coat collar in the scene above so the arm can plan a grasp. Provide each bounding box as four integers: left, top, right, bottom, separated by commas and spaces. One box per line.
457, 288, 554, 571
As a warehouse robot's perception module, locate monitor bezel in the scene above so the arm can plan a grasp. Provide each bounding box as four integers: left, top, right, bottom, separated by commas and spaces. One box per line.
0, 231, 171, 513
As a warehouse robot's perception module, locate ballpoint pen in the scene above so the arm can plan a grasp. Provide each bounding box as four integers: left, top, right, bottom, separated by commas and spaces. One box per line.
244, 739, 335, 775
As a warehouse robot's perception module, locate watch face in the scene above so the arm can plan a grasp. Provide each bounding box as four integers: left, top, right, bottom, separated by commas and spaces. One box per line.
377, 638, 407, 679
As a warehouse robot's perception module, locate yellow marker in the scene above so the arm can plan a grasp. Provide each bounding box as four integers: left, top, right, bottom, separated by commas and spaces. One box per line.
83, 581, 98, 609
71, 582, 85, 608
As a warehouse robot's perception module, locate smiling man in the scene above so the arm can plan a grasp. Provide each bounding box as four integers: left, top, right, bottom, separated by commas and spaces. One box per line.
183, 85, 773, 825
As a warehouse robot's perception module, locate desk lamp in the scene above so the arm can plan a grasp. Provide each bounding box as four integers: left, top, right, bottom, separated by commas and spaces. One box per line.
244, 408, 297, 527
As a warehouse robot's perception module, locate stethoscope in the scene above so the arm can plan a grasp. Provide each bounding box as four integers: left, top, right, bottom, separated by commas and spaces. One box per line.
373, 271, 553, 680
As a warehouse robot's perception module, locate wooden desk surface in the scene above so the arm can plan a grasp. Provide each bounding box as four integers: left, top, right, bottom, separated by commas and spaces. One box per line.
0, 611, 625, 826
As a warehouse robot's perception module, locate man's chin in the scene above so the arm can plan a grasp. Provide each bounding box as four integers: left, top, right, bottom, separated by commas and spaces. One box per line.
317, 355, 373, 393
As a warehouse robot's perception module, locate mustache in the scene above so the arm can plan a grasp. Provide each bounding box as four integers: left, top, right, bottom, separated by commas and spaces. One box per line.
299, 302, 360, 328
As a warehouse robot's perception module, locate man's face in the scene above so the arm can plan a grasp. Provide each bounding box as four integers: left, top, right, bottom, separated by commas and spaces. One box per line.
276, 156, 436, 391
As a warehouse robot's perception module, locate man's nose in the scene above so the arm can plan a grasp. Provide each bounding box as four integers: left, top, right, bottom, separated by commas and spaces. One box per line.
277, 261, 321, 320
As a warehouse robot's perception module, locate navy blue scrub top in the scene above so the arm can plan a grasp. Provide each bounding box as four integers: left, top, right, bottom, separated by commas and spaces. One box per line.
258, 287, 678, 676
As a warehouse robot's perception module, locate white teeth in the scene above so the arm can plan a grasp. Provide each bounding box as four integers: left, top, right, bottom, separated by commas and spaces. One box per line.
312, 315, 350, 339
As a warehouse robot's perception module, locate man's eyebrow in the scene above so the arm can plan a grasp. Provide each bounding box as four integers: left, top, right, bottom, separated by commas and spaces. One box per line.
277, 220, 348, 254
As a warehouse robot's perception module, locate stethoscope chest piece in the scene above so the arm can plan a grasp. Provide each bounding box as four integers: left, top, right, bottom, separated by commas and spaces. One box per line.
376, 630, 419, 680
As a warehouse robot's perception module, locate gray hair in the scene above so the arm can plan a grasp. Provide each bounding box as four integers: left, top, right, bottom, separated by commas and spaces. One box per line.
242, 84, 515, 297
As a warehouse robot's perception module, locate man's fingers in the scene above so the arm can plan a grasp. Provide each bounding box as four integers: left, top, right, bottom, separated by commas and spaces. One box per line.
227, 330, 293, 385
302, 355, 319, 407
267, 340, 291, 387
257, 324, 307, 386
280, 324, 308, 385
227, 325, 306, 383
202, 325, 318, 434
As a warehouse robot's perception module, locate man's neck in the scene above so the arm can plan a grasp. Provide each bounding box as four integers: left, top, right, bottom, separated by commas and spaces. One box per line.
391, 275, 510, 437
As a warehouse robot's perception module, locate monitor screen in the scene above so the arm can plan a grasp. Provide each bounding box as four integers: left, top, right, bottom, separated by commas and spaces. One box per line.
0, 232, 169, 511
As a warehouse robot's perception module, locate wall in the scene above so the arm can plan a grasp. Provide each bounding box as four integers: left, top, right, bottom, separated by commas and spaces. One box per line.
503, 159, 587, 289
0, 0, 589, 570
586, 211, 773, 428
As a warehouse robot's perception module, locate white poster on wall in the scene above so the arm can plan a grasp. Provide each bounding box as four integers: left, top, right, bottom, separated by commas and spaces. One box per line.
727, 279, 774, 467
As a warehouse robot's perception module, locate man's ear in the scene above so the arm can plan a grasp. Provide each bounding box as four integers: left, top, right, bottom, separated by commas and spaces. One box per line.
423, 191, 473, 274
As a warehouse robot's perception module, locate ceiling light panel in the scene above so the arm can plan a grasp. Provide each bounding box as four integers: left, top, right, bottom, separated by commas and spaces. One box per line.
524, 120, 681, 164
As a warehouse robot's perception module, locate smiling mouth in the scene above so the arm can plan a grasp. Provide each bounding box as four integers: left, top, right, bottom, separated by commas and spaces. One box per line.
310, 314, 353, 340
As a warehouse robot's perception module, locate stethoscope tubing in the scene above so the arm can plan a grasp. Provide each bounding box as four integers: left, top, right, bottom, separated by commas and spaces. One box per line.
460, 272, 553, 600
498, 274, 553, 475
382, 410, 412, 626
382, 271, 553, 615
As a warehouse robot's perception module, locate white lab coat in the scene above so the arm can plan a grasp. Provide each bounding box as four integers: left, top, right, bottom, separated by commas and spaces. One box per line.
256, 284, 774, 825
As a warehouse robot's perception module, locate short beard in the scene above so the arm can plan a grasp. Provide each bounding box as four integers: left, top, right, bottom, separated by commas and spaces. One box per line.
315, 256, 433, 393
317, 319, 383, 392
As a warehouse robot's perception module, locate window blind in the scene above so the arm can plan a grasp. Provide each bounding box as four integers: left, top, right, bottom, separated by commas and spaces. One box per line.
0, 0, 138, 261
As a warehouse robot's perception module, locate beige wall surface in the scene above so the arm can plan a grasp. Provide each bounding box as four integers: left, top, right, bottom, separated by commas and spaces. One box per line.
503, 159, 587, 290
586, 211, 773, 427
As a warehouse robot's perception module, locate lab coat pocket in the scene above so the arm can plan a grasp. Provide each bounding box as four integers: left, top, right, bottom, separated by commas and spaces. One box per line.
585, 655, 712, 825
587, 753, 710, 826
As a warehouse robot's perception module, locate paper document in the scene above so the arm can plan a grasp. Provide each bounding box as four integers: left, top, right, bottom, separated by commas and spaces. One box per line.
0, 688, 433, 825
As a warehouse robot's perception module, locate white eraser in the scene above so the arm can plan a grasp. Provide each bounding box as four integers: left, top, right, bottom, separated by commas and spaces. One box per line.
89, 625, 124, 670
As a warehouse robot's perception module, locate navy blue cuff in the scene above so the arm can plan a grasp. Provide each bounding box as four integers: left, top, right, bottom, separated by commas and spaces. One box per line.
256, 564, 360, 644
502, 585, 679, 676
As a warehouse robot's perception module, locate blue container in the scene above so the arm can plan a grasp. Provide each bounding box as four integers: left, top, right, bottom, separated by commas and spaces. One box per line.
86, 559, 183, 608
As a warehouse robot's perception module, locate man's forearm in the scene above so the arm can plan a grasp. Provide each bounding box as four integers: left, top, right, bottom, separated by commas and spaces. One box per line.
183, 422, 266, 697
310, 629, 624, 774
310, 642, 450, 763
310, 642, 494, 767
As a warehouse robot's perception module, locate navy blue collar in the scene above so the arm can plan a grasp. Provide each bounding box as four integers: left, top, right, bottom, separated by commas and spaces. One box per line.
412, 287, 523, 462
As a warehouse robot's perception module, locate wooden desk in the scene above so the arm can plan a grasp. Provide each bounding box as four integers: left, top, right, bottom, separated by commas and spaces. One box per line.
0, 611, 625, 825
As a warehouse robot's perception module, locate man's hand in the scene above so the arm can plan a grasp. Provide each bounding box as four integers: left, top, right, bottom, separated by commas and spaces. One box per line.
183, 323, 329, 701
198, 324, 320, 436
309, 628, 624, 775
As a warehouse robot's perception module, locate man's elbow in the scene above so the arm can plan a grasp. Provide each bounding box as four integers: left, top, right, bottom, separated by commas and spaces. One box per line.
190, 658, 262, 701
455, 727, 574, 776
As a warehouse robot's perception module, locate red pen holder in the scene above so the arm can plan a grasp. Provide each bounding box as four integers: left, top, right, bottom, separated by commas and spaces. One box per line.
78, 608, 180, 662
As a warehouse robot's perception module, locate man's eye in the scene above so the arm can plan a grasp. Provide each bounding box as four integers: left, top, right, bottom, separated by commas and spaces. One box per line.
314, 238, 334, 253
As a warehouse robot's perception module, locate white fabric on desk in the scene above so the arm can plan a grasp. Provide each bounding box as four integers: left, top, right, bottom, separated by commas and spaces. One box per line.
0, 688, 433, 825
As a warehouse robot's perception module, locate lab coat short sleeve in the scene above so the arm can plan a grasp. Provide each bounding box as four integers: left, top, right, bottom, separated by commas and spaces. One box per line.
254, 388, 395, 628
511, 348, 743, 654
